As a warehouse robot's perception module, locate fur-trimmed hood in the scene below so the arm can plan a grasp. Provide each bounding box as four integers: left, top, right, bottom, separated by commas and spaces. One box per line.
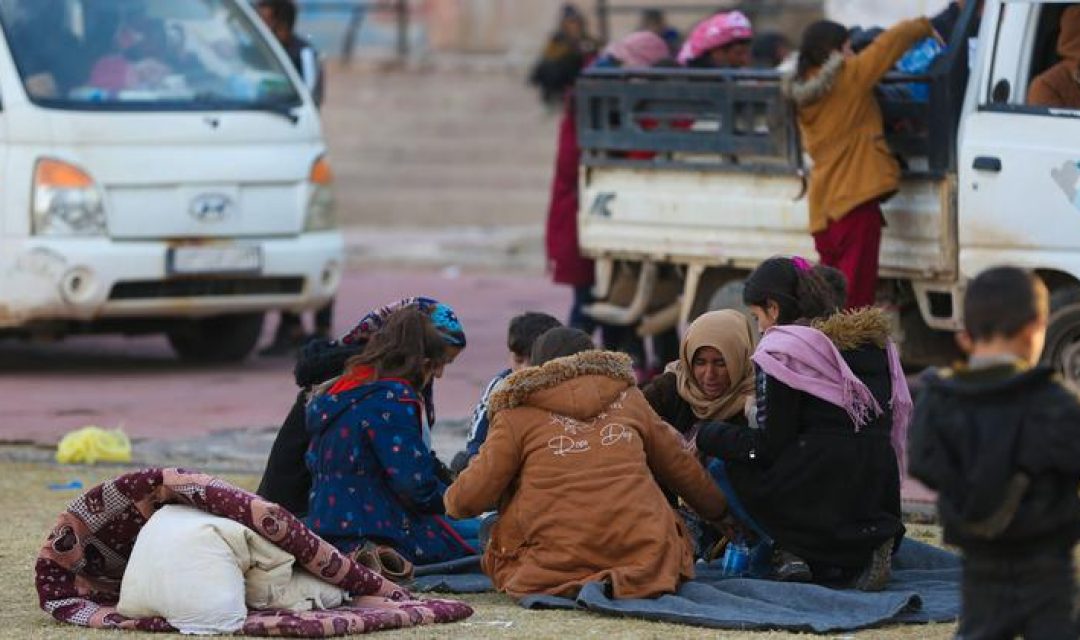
811, 307, 892, 352
488, 350, 636, 420
782, 50, 844, 107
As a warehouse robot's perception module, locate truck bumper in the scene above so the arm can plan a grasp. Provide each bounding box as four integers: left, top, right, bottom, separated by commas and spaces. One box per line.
0, 232, 344, 328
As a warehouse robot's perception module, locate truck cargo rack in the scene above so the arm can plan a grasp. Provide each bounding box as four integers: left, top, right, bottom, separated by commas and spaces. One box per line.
575, 0, 978, 180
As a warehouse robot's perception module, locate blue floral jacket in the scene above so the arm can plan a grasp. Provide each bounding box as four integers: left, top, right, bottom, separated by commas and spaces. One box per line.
304, 373, 472, 564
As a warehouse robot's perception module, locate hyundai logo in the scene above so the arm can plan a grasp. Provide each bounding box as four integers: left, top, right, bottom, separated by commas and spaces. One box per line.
189, 193, 235, 223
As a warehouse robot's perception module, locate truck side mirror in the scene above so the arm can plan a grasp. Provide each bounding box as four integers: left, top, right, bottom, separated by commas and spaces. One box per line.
991, 79, 1011, 104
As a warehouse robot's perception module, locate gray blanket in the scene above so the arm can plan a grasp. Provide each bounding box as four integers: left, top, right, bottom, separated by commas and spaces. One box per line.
413, 539, 960, 633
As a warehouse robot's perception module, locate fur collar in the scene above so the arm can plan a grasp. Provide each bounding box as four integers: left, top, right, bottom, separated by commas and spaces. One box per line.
811, 307, 892, 351
488, 350, 636, 416
783, 51, 844, 107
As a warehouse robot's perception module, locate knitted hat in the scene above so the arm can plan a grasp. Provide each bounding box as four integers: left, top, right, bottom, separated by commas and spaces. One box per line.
340, 296, 466, 349
677, 11, 753, 65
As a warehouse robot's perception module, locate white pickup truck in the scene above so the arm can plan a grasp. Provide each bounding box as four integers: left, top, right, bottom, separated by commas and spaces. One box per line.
0, 0, 342, 361
576, 0, 1080, 376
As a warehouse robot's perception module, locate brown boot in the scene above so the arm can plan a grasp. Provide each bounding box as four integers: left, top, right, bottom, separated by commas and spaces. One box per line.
349, 541, 414, 584
375, 545, 414, 584
853, 540, 893, 592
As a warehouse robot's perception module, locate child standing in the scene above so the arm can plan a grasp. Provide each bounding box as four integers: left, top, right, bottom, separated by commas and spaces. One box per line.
784, 17, 935, 308
909, 267, 1080, 639
453, 312, 562, 472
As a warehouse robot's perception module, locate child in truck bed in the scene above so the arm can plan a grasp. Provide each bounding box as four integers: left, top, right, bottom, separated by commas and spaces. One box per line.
783, 17, 936, 309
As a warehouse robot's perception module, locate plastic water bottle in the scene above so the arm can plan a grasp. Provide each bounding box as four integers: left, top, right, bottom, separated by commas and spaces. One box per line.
720, 538, 750, 577
897, 38, 943, 102
897, 38, 944, 75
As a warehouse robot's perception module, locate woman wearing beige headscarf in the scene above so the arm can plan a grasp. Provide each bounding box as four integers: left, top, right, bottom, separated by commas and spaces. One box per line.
642, 309, 758, 448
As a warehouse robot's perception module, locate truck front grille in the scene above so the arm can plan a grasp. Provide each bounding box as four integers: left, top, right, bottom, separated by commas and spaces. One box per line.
109, 277, 305, 300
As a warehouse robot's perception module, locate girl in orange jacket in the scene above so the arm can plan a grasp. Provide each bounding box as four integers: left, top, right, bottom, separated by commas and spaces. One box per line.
784, 18, 936, 308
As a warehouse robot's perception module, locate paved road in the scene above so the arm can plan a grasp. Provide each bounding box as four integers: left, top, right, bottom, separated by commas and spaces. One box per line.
0, 267, 569, 445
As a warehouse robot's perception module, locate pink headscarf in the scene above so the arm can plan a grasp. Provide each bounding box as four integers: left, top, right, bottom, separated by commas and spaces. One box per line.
677, 11, 753, 66
602, 31, 671, 69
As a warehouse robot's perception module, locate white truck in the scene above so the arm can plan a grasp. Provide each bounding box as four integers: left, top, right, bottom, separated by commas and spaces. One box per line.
0, 0, 342, 361
576, 0, 1080, 377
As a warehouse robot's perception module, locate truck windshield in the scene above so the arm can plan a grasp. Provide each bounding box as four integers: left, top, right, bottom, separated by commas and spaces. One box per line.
0, 0, 302, 111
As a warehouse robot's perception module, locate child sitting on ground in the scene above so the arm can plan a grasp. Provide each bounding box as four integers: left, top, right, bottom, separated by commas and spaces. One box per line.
451, 312, 562, 472
305, 308, 474, 573
446, 327, 734, 600
909, 266, 1080, 638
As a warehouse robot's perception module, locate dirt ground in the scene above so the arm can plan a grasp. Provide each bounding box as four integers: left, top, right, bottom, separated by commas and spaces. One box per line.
5, 461, 957, 640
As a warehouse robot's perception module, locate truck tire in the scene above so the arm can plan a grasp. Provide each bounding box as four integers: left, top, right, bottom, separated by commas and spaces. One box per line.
167, 313, 264, 363
1042, 287, 1080, 382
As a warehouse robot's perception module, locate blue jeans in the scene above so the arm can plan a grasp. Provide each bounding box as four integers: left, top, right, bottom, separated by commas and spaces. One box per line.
708, 458, 774, 578
446, 516, 481, 554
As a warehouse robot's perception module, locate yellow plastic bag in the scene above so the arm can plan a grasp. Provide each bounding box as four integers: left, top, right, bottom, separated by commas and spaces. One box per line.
55, 426, 132, 464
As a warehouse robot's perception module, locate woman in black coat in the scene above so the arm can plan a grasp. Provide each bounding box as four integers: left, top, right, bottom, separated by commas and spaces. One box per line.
697, 257, 910, 591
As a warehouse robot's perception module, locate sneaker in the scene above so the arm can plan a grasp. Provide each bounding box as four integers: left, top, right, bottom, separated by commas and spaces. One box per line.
772, 549, 813, 583
853, 540, 893, 592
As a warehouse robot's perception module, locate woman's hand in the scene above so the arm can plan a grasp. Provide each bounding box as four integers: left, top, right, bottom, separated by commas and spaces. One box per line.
712, 511, 748, 544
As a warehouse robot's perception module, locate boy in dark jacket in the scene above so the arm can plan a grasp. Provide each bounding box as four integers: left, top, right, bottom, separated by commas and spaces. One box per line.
909, 266, 1080, 639
451, 312, 561, 472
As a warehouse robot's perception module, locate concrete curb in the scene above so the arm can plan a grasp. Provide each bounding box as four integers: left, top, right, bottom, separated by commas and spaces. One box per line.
342, 224, 545, 272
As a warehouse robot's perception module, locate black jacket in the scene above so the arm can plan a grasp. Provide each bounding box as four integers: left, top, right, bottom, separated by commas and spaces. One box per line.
908, 363, 1080, 557
284, 35, 324, 107
643, 371, 703, 437
697, 309, 905, 572
642, 371, 751, 434
256, 339, 360, 516
642, 371, 747, 507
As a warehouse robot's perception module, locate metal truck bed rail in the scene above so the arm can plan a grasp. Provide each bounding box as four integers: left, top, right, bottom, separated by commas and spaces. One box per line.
576, 0, 978, 179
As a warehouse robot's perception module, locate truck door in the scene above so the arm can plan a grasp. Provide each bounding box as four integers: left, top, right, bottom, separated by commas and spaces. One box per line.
959, 0, 1080, 374
959, 1, 1080, 276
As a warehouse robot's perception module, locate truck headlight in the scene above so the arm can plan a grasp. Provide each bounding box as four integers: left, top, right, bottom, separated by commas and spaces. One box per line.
304, 155, 336, 231
32, 159, 107, 236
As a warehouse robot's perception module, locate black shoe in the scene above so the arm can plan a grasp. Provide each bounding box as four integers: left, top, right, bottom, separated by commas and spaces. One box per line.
773, 549, 813, 583
853, 540, 893, 592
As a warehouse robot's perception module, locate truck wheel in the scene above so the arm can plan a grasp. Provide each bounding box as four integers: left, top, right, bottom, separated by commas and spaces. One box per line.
167, 313, 264, 363
1042, 287, 1080, 382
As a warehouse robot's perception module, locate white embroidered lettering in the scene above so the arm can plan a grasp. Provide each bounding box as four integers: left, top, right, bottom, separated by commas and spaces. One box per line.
601, 423, 633, 446
548, 435, 592, 456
